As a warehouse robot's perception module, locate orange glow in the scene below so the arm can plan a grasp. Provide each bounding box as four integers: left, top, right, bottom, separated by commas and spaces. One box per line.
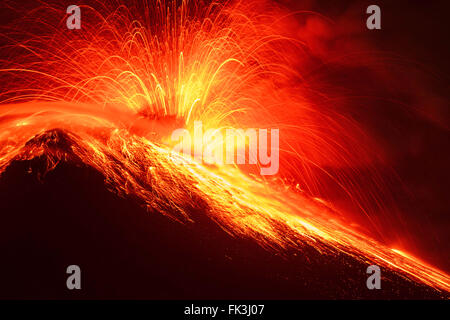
0, 0, 448, 294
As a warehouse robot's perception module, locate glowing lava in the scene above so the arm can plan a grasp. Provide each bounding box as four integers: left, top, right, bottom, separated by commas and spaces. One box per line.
0, 0, 448, 295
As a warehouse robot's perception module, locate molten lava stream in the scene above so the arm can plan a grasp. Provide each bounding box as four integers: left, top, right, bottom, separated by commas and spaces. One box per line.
0, 100, 449, 294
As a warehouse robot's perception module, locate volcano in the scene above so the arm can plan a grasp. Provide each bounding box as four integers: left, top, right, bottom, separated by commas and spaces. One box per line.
0, 0, 449, 301
0, 129, 447, 299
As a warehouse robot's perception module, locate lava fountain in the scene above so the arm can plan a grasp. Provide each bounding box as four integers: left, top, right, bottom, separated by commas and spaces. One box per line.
0, 0, 448, 295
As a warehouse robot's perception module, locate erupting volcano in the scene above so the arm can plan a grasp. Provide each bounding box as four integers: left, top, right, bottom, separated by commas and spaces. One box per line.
0, 0, 448, 299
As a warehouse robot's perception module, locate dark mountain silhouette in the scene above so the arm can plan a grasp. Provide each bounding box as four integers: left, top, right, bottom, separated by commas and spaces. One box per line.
0, 129, 446, 299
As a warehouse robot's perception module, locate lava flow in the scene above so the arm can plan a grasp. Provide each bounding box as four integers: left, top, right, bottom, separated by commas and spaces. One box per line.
0, 0, 448, 296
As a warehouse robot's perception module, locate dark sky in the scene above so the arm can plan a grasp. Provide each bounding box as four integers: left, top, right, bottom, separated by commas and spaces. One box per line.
273, 0, 449, 271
